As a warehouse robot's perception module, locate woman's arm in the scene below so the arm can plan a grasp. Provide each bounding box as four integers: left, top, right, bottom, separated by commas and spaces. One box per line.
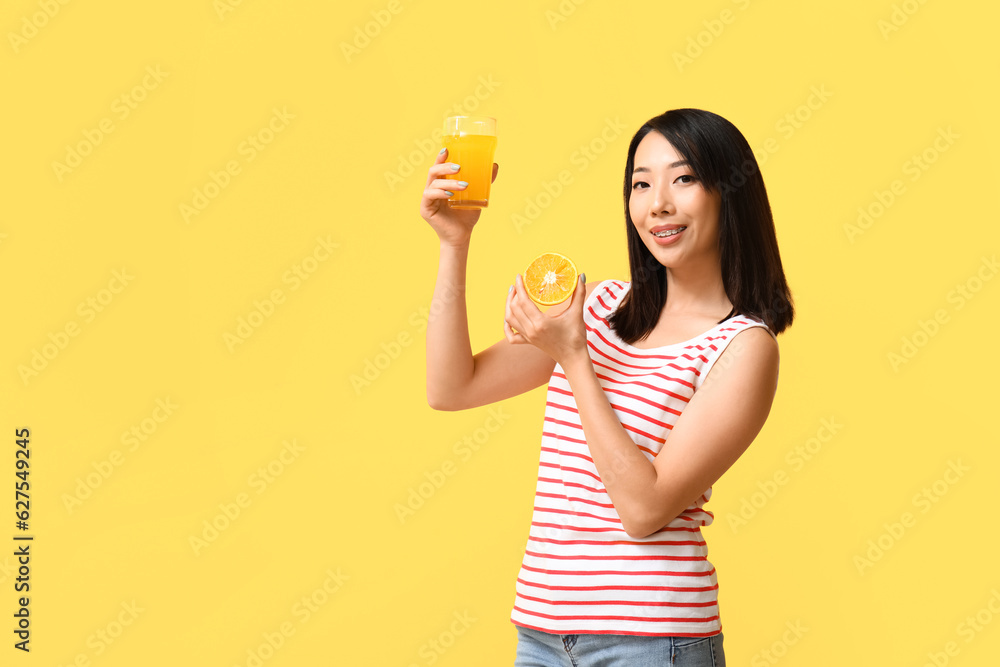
424, 240, 476, 408
420, 149, 558, 411
560, 326, 779, 538
425, 241, 558, 410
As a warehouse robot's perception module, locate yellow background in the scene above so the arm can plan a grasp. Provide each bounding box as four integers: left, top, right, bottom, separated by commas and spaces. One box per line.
2, 0, 998, 664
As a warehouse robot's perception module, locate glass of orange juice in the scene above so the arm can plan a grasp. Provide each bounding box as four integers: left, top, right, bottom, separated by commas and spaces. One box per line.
442, 116, 497, 209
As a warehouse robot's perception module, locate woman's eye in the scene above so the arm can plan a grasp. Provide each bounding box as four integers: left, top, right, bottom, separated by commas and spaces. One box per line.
632, 181, 648, 189
676, 174, 696, 184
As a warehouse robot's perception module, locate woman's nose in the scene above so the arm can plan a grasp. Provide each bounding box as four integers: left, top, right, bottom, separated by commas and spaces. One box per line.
650, 185, 673, 216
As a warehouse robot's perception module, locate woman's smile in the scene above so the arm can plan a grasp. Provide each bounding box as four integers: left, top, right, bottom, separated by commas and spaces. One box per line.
650, 224, 688, 244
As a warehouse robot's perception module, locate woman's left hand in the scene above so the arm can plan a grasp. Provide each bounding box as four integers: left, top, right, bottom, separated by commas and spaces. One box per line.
504, 274, 589, 368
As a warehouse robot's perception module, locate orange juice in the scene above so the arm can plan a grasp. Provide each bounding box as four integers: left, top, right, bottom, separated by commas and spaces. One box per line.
442, 133, 497, 209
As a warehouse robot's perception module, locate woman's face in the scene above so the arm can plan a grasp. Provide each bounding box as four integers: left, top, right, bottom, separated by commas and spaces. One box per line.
628, 131, 722, 270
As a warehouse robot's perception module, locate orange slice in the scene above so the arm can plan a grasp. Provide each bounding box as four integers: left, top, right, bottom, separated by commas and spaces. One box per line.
523, 252, 578, 306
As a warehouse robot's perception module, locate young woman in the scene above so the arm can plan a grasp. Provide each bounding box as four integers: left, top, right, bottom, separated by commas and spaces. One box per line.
420, 108, 794, 667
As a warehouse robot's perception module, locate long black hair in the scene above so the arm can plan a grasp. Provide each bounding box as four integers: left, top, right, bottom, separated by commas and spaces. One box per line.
608, 108, 794, 344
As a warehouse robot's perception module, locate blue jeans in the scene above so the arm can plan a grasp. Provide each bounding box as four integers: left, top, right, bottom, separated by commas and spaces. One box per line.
514, 625, 725, 666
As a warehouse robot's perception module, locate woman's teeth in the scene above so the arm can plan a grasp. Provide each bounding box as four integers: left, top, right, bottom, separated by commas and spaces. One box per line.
653, 227, 686, 237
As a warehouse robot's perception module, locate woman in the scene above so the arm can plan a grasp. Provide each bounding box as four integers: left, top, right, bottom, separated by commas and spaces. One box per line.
420, 108, 794, 666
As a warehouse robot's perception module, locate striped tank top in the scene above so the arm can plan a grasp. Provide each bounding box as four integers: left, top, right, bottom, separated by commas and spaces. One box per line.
510, 279, 771, 637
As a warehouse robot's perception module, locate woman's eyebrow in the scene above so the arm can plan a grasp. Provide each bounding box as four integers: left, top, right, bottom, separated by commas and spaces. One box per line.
632, 160, 690, 174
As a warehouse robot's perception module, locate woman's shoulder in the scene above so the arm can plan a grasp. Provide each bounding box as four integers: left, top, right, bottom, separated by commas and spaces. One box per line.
719, 316, 779, 362
727, 313, 777, 341
697, 320, 780, 393
721, 320, 780, 375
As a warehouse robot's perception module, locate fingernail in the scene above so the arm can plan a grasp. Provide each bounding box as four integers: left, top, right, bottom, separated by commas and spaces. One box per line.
450, 164, 460, 171
457, 181, 468, 188
508, 285, 513, 294
444, 190, 454, 196
580, 273, 586, 283
439, 147, 446, 155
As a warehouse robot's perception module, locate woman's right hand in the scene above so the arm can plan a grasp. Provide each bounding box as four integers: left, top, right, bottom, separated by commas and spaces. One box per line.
420, 147, 499, 247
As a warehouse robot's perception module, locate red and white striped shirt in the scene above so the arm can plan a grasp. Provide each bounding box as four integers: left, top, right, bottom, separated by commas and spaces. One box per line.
510, 279, 772, 637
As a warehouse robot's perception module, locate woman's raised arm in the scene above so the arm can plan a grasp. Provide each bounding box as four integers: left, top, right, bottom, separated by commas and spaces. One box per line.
424, 242, 562, 411
420, 148, 559, 411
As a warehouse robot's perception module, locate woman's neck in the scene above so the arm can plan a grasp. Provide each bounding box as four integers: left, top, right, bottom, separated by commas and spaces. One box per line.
661, 259, 732, 319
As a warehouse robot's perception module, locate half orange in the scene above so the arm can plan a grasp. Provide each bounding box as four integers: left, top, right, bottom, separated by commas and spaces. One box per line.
523, 252, 578, 306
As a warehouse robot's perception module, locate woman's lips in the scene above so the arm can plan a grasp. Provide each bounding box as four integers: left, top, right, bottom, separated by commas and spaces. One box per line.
651, 226, 686, 244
